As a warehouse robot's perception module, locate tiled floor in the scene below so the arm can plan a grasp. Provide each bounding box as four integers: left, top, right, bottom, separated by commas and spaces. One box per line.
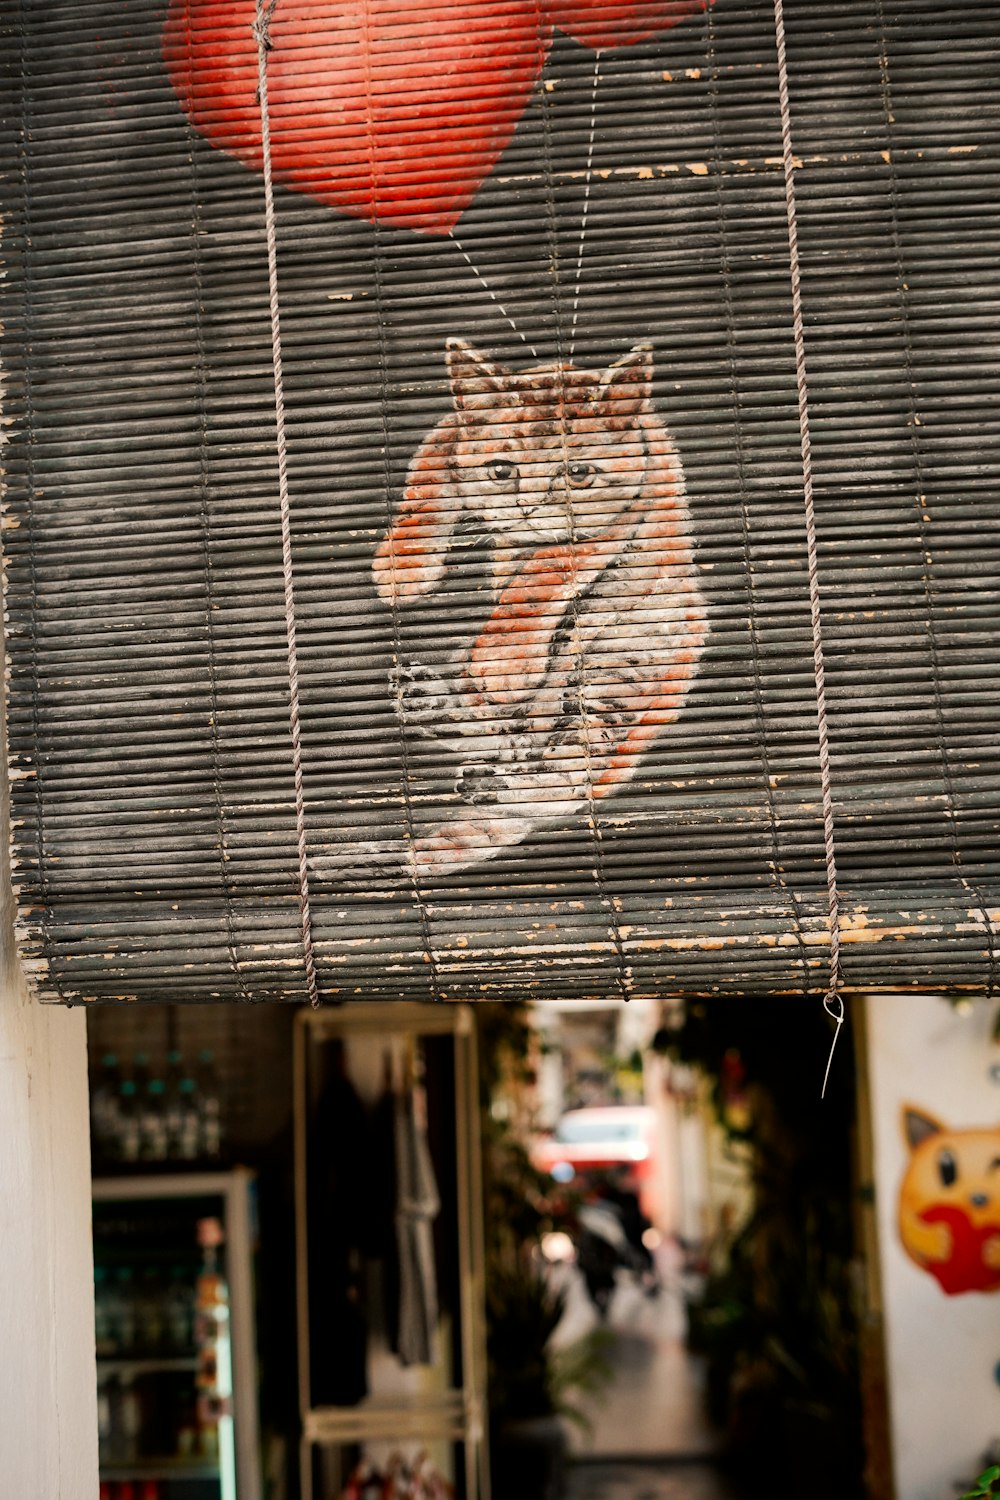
550, 1246, 718, 1459
565, 1461, 741, 1500
547, 1245, 740, 1498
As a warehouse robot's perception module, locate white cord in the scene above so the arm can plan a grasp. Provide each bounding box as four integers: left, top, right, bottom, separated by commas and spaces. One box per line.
772, 0, 843, 1091
254, 0, 321, 1007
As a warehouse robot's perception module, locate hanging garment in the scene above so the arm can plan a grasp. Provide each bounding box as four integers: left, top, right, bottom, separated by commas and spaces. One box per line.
394, 1080, 441, 1367
366, 1077, 402, 1350
309, 1048, 372, 1405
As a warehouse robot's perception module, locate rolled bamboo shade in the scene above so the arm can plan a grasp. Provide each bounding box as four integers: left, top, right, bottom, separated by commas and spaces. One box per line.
1, 0, 998, 1003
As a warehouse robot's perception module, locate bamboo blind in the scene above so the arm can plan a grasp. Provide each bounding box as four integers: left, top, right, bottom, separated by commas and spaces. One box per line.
1, 0, 998, 1003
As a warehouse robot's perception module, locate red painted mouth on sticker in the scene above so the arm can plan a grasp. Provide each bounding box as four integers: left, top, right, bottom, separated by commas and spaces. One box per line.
920, 1204, 1000, 1296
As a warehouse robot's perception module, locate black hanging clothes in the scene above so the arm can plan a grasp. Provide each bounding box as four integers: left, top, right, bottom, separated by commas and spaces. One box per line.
308, 1045, 372, 1406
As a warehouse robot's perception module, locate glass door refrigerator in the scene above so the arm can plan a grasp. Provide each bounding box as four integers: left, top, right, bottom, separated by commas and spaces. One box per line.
92, 1169, 261, 1500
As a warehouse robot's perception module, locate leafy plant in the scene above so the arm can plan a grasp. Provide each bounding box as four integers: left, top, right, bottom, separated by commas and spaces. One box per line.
486, 1260, 565, 1422
486, 1257, 611, 1432
549, 1324, 613, 1433
961, 1465, 1000, 1499
653, 996, 864, 1499
475, 1004, 612, 1436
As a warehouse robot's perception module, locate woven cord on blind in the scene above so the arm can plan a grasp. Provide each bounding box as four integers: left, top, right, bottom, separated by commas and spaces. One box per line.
254, 0, 320, 1006
1, 0, 999, 1004
770, 0, 844, 1089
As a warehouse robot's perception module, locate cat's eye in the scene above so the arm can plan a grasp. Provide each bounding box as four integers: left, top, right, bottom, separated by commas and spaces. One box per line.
938, 1149, 958, 1187
567, 462, 596, 487
487, 460, 516, 483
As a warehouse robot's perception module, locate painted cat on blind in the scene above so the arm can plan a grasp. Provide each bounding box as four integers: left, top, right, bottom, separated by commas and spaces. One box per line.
362, 337, 708, 879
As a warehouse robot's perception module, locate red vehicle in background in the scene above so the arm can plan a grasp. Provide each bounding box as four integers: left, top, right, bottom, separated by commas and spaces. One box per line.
532, 1104, 663, 1226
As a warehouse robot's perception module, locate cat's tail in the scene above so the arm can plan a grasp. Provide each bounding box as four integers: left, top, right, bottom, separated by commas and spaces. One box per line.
309, 837, 410, 889
306, 827, 530, 886
308, 802, 568, 886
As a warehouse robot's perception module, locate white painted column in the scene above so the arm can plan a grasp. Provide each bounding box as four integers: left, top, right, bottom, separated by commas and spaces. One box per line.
0, 761, 99, 1496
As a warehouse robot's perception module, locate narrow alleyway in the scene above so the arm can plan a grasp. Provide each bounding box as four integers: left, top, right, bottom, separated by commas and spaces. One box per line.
552, 1240, 746, 1497
552, 1242, 718, 1459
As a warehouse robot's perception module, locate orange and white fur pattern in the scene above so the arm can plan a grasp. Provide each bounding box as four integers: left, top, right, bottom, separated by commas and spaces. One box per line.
347, 338, 706, 879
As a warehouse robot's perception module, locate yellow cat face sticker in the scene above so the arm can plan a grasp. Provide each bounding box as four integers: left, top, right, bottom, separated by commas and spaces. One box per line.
898, 1106, 1000, 1295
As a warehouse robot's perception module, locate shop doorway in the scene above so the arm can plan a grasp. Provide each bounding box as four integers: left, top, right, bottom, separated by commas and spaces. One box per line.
84, 995, 871, 1500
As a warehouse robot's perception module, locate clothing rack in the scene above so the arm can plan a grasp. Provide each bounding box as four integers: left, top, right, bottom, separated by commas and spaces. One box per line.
294, 1004, 489, 1500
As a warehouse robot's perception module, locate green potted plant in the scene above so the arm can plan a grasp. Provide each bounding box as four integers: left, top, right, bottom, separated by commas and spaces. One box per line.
653, 997, 865, 1499
487, 1259, 569, 1500
961, 1464, 1000, 1498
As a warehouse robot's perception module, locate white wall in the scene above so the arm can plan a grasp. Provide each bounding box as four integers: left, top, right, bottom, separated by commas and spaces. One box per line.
0, 681, 99, 1497
867, 993, 1000, 1500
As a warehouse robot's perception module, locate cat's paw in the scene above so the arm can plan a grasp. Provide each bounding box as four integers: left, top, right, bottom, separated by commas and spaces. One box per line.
455, 735, 546, 804
455, 764, 501, 806
389, 661, 458, 733
309, 838, 407, 886
549, 715, 631, 762
922, 1220, 952, 1263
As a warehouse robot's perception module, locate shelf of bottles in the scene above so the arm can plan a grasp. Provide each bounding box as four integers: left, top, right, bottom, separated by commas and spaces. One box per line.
91, 1049, 224, 1171
93, 1183, 246, 1500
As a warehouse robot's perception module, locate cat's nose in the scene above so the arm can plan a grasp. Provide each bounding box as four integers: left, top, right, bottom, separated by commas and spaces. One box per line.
971, 1192, 990, 1208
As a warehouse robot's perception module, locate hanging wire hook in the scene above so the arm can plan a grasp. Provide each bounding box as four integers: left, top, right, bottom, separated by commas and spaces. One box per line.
821, 992, 845, 1099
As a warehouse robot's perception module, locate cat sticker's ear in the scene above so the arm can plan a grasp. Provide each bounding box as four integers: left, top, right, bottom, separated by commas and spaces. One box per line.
902, 1105, 945, 1151
446, 338, 516, 422
594, 342, 654, 428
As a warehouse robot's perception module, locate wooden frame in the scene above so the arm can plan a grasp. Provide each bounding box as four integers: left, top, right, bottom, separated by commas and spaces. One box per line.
294, 1004, 489, 1500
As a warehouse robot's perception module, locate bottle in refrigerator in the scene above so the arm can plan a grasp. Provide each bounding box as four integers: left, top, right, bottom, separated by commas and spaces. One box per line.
94, 1265, 114, 1357
165, 1266, 195, 1354
137, 1266, 165, 1353
91, 1052, 122, 1159
139, 1078, 168, 1162
164, 1050, 184, 1158
194, 1216, 232, 1454
119, 1375, 142, 1463
118, 1079, 141, 1163
115, 1266, 137, 1354
96, 1376, 112, 1451
196, 1050, 223, 1159
176, 1077, 200, 1160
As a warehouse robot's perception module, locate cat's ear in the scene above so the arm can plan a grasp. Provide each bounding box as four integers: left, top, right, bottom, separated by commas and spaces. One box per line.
902, 1104, 945, 1151
595, 342, 654, 428
446, 338, 516, 422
